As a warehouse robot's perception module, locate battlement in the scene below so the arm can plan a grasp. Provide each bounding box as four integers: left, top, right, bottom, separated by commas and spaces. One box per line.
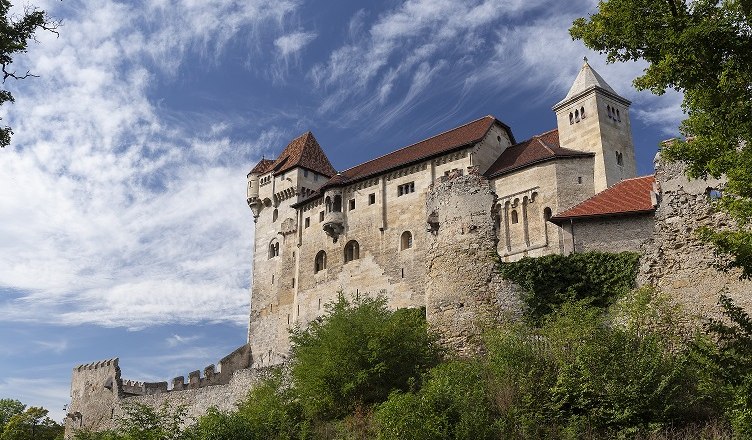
74, 358, 118, 372
118, 344, 252, 397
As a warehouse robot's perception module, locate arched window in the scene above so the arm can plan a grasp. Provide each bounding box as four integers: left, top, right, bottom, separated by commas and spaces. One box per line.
314, 251, 327, 273
333, 195, 342, 212
511, 210, 519, 224
400, 231, 413, 250
569, 112, 574, 125
580, 106, 585, 119
544, 207, 552, 222
325, 196, 332, 213
574, 109, 580, 122
607, 105, 612, 119
344, 240, 360, 263
268, 240, 279, 259
616, 109, 621, 122
615, 151, 624, 166
272, 209, 278, 222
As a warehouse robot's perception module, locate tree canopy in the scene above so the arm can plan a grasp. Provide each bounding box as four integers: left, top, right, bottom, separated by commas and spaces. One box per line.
0, 0, 59, 148
570, 0, 752, 276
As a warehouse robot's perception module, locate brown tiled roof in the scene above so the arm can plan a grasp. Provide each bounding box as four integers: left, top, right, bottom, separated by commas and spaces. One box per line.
322, 115, 509, 189
484, 129, 593, 178
551, 175, 656, 222
271, 131, 337, 177
248, 158, 275, 176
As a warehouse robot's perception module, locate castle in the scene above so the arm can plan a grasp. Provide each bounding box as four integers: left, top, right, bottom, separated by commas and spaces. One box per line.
64, 60, 696, 438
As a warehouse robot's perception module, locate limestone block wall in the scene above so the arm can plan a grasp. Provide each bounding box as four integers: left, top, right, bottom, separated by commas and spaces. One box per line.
560, 214, 654, 253
638, 158, 752, 317
425, 172, 521, 354
65, 359, 121, 436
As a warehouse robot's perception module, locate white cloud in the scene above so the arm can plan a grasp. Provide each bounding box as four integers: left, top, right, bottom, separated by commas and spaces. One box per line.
274, 31, 317, 57
0, 0, 299, 328
0, 377, 71, 422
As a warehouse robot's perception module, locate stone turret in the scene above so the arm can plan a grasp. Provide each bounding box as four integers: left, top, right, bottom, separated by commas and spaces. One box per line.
553, 58, 637, 192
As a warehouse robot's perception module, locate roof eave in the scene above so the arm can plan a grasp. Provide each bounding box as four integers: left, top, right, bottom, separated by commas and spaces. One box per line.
552, 85, 632, 111
550, 208, 656, 224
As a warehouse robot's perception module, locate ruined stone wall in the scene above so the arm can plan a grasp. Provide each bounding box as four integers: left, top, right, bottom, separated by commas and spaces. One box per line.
425, 172, 521, 354
65, 359, 121, 436
638, 157, 752, 318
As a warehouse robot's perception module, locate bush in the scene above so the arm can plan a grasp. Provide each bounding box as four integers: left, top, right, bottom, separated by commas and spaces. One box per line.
499, 251, 640, 324
375, 361, 498, 440
289, 294, 441, 421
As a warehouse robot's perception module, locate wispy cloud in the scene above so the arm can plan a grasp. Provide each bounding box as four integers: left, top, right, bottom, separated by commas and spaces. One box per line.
166, 333, 201, 348
0, 0, 300, 329
275, 31, 317, 57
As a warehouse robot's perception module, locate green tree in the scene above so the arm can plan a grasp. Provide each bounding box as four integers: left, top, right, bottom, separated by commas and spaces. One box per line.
0, 406, 63, 440
0, 399, 25, 436
0, 0, 59, 148
570, 0, 752, 277
288, 294, 441, 421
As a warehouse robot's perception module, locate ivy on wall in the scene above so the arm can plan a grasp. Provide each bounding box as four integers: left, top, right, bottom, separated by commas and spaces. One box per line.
499, 251, 640, 325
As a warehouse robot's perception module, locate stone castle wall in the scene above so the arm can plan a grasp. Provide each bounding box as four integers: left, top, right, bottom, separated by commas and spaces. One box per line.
638, 157, 752, 317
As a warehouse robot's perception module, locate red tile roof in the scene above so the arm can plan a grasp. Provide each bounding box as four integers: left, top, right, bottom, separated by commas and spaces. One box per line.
484, 129, 593, 177
271, 131, 337, 177
324, 115, 510, 188
248, 158, 275, 176
551, 175, 656, 222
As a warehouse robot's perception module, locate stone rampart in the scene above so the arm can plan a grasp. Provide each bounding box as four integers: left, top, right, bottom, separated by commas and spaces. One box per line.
638, 156, 752, 318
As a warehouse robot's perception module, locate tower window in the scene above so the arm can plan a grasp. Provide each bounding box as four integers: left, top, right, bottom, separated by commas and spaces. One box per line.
580, 106, 585, 119
268, 240, 280, 259
578, 176, 583, 184
305, 217, 310, 228
616, 109, 621, 122
314, 250, 327, 273
574, 109, 580, 122
400, 231, 413, 250
348, 198, 356, 211
511, 210, 519, 224
607, 105, 612, 119
368, 193, 376, 205
616, 151, 624, 166
272, 209, 278, 222
569, 112, 574, 125
344, 240, 360, 263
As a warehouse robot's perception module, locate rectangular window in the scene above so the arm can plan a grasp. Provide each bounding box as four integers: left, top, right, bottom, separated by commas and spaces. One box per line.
304, 169, 309, 177
305, 217, 310, 228
368, 193, 376, 205
314, 173, 318, 181
349, 198, 356, 211
319, 211, 324, 222
292, 278, 295, 288
397, 182, 415, 196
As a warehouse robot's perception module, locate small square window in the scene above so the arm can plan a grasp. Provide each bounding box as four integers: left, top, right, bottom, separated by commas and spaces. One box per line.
397, 182, 415, 196
319, 211, 324, 222
305, 217, 310, 228
368, 193, 376, 205
349, 199, 356, 211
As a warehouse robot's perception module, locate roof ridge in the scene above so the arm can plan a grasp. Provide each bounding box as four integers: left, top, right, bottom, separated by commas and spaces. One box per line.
537, 137, 556, 155
511, 128, 558, 148
339, 115, 495, 173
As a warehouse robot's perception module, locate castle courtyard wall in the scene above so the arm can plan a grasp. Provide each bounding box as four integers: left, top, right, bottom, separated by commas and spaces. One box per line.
560, 213, 654, 254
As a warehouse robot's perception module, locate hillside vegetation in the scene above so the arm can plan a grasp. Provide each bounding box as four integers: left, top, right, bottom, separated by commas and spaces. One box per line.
75, 252, 752, 439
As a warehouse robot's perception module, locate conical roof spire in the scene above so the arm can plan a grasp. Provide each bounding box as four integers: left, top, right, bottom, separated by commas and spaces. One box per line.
553, 57, 629, 110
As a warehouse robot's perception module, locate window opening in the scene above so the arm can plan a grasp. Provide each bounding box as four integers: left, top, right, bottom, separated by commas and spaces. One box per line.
511, 210, 519, 224
578, 176, 583, 184
333, 195, 342, 212
574, 109, 580, 122
272, 209, 278, 222
304, 169, 309, 177
269, 241, 279, 259
400, 231, 413, 250
616, 151, 624, 166
580, 106, 585, 119
305, 217, 310, 228
607, 105, 612, 119
348, 198, 356, 211
319, 211, 324, 222
368, 193, 376, 205
544, 207, 552, 221
314, 250, 327, 273
569, 112, 574, 125
344, 240, 360, 262
397, 182, 415, 196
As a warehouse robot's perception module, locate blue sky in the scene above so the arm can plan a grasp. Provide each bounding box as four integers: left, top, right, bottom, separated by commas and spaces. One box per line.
0, 0, 683, 422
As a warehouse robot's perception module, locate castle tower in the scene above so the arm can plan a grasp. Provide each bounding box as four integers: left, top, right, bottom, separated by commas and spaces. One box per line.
246, 131, 337, 366
553, 58, 637, 192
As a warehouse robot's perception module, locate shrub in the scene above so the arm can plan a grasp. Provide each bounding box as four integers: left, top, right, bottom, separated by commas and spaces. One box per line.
375, 361, 498, 440
289, 294, 441, 421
